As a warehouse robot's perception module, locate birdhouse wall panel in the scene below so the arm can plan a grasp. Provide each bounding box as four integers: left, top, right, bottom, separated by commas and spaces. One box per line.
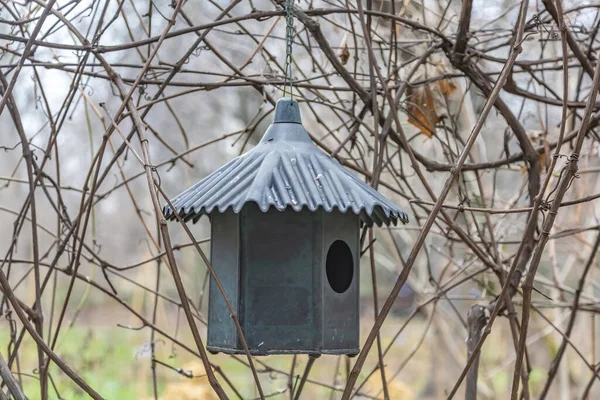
240, 205, 319, 352
207, 211, 241, 350
311, 210, 324, 351
321, 212, 360, 353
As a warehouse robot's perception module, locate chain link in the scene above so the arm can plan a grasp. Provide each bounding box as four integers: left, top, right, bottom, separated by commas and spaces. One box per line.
283, 0, 295, 99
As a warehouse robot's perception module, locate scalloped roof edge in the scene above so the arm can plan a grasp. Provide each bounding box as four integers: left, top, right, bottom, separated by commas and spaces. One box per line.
163, 201, 409, 227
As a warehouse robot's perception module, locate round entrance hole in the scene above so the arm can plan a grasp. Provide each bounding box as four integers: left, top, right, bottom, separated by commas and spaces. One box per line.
326, 240, 354, 293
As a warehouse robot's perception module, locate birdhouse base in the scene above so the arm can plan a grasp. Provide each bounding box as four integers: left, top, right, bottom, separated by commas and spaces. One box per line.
206, 345, 359, 357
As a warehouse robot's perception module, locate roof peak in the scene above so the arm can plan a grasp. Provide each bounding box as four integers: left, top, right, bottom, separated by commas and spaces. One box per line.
273, 98, 302, 124
259, 99, 311, 145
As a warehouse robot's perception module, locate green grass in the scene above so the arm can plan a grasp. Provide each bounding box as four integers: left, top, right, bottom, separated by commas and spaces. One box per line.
0, 315, 438, 399
0, 326, 160, 399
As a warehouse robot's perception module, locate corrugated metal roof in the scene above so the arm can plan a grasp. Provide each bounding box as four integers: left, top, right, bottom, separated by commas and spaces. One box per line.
163, 99, 408, 227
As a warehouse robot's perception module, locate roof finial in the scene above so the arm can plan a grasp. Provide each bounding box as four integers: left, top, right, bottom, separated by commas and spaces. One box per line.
273, 97, 302, 124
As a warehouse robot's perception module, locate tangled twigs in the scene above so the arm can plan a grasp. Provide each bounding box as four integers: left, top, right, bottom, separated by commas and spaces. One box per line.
343, 1, 530, 398
0, 351, 25, 400
511, 33, 600, 400
3, 0, 600, 399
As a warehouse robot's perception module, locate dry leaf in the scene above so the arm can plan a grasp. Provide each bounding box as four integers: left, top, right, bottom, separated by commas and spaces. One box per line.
434, 61, 457, 97
406, 84, 457, 137
541, 138, 550, 171
406, 85, 439, 138
405, 59, 457, 137
526, 130, 550, 171
520, 163, 527, 174
339, 43, 350, 65
395, 0, 415, 35
438, 77, 457, 96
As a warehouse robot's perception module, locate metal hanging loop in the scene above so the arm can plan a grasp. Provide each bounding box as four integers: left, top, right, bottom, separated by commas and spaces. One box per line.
283, 0, 295, 99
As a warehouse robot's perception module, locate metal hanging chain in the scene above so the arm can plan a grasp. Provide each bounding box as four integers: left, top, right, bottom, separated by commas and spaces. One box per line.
283, 0, 295, 99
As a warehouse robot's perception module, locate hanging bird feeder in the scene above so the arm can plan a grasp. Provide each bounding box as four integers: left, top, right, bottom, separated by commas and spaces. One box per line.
162, 0, 407, 356
163, 98, 408, 356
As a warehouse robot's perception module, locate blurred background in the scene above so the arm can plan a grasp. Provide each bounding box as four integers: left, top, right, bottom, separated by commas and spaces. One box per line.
2, 0, 600, 399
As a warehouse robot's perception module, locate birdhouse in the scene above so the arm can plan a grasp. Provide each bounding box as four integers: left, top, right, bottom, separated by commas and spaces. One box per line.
163, 98, 408, 356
